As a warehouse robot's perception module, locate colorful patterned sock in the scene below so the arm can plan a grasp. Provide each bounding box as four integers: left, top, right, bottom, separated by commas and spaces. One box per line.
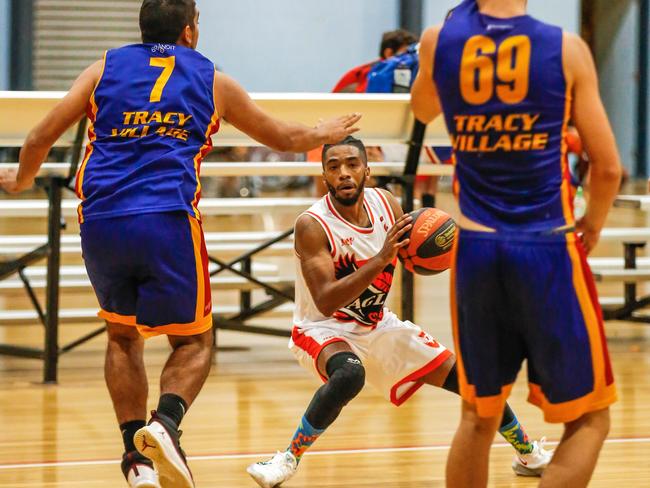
499, 416, 534, 454
287, 415, 325, 463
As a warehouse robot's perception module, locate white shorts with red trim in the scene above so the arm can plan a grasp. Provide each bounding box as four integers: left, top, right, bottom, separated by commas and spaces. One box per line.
289, 309, 452, 406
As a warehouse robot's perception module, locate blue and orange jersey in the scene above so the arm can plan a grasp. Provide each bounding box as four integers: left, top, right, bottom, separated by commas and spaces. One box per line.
75, 43, 219, 223
434, 0, 572, 232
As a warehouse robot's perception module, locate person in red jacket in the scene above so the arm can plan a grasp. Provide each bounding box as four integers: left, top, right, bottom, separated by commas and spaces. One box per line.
332, 29, 418, 93
310, 29, 420, 196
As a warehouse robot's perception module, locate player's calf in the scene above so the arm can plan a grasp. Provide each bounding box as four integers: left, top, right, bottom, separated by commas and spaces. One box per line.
304, 351, 366, 432
440, 363, 553, 476
539, 408, 609, 488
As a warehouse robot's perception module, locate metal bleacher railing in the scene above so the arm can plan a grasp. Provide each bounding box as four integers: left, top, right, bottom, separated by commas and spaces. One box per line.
0, 91, 451, 382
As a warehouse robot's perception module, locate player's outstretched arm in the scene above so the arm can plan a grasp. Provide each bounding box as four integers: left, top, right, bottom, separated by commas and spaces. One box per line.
411, 25, 443, 124
0, 60, 103, 193
214, 72, 361, 153
296, 213, 411, 317
564, 33, 622, 253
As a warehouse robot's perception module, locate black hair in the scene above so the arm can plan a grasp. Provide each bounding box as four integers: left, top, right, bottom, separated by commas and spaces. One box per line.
379, 29, 418, 58
322, 136, 368, 165
139, 0, 196, 44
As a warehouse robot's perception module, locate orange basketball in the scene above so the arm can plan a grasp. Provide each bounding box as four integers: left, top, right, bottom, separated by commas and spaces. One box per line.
398, 208, 456, 275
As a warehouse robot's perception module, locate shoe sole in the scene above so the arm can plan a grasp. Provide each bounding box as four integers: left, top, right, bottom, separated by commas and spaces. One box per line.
512, 462, 544, 477
246, 464, 276, 488
134, 426, 194, 488
131, 481, 160, 488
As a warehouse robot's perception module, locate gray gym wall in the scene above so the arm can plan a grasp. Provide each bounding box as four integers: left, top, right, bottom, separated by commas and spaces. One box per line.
592, 0, 639, 176
0, 0, 645, 175
0, 0, 9, 90
195, 0, 399, 92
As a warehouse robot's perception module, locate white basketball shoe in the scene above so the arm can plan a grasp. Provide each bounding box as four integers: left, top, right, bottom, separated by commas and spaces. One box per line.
512, 437, 554, 476
121, 451, 160, 488
247, 451, 298, 488
134, 412, 194, 488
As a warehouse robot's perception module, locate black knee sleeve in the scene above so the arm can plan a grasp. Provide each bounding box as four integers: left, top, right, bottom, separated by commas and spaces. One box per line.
304, 352, 365, 430
325, 352, 366, 401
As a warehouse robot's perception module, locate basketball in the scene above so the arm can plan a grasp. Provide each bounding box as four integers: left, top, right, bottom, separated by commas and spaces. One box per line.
398, 208, 456, 275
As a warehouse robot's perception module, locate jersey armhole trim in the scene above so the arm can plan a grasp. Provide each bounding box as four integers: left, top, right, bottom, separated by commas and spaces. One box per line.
374, 188, 396, 225
90, 51, 108, 104
304, 211, 336, 257
431, 24, 446, 86
211, 69, 220, 121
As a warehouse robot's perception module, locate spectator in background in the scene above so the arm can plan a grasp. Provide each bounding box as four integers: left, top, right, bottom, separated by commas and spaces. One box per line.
331, 29, 418, 94
311, 29, 419, 196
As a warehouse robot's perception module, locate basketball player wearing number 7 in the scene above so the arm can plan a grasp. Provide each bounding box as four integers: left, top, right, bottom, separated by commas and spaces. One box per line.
247, 136, 551, 488
0, 1, 361, 487
412, 0, 622, 486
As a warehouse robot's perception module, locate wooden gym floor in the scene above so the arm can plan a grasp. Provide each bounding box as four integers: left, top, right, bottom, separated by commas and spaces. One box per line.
1, 190, 650, 487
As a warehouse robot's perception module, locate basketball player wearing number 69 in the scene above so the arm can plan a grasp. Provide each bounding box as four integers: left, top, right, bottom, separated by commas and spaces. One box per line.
0, 1, 361, 487
247, 136, 552, 488
411, 0, 622, 486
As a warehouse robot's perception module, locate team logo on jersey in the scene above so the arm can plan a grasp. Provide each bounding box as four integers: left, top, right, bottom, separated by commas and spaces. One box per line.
151, 43, 176, 54
340, 237, 355, 246
333, 254, 394, 326
486, 24, 514, 31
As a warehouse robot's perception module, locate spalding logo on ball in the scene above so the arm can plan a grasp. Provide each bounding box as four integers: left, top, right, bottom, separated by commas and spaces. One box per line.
398, 208, 457, 275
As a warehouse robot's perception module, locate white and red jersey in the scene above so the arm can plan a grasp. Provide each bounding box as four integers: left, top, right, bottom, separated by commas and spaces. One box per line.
293, 187, 397, 333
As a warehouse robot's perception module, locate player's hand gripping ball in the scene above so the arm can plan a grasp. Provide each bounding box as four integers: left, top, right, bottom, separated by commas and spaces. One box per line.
397, 208, 456, 275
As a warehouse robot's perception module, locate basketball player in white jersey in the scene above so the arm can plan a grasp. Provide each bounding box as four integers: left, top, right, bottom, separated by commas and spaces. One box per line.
247, 136, 551, 488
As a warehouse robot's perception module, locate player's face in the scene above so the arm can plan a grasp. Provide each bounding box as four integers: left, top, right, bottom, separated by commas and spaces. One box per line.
322, 145, 369, 206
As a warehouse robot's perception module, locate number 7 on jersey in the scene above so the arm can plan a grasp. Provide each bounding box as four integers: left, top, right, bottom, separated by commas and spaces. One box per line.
149, 57, 176, 103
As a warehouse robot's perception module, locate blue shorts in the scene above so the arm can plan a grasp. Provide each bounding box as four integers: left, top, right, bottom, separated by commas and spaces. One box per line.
451, 229, 616, 423
80, 211, 212, 338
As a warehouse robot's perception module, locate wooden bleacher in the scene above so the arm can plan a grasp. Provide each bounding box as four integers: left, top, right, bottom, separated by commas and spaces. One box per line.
0, 92, 451, 382
2, 90, 650, 381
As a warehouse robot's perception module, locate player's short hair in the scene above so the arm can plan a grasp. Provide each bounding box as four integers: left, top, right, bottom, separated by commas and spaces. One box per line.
139, 0, 196, 44
380, 29, 418, 58
322, 136, 368, 165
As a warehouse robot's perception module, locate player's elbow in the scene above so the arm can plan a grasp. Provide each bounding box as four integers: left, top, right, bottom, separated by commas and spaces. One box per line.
593, 161, 623, 186
316, 302, 337, 317
607, 165, 623, 186
23, 130, 49, 152
411, 100, 436, 125
314, 293, 337, 317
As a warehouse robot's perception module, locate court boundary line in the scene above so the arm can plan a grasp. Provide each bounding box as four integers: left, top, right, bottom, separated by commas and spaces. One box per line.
1, 436, 649, 470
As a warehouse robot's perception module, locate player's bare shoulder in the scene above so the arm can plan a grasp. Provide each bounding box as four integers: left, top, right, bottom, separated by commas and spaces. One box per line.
562, 31, 594, 86
420, 25, 443, 71
295, 213, 330, 258
421, 25, 443, 45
